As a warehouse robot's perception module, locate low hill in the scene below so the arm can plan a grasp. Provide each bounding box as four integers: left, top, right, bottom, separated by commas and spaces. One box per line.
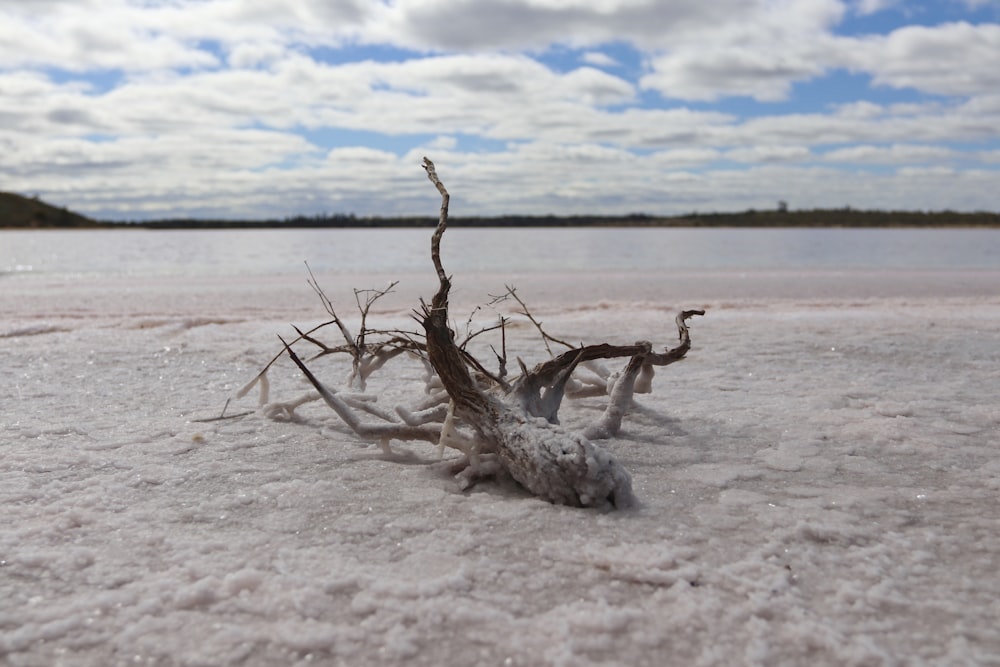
0, 191, 101, 228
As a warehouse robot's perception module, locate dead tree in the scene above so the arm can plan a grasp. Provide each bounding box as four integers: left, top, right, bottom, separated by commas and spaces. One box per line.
238, 158, 703, 509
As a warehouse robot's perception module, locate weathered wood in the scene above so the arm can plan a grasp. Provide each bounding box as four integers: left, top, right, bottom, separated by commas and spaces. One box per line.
257, 157, 704, 510
419, 158, 635, 508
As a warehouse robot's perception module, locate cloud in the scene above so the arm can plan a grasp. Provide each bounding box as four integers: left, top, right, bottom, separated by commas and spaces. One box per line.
844, 22, 1000, 96
580, 51, 620, 68
725, 145, 814, 164
822, 143, 961, 164
641, 49, 826, 102
0, 0, 997, 218
639, 0, 844, 101
364, 0, 762, 52
0, 1, 220, 72
853, 0, 899, 15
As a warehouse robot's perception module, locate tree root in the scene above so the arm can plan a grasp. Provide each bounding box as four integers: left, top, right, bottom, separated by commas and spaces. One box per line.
234, 158, 704, 510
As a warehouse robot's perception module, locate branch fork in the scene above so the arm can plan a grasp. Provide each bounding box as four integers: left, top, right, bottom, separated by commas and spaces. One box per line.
234, 157, 704, 509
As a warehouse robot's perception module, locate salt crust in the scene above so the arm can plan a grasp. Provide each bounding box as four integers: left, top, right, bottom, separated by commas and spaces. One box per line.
2, 271, 999, 666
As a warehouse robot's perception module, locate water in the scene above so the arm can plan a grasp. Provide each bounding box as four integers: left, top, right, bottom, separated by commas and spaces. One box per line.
1, 227, 998, 280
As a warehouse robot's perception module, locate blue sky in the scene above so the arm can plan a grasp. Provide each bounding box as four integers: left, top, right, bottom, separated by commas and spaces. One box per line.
1, 0, 999, 220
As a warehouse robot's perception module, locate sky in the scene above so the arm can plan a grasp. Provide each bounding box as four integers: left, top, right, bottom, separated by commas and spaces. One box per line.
2, 0, 999, 220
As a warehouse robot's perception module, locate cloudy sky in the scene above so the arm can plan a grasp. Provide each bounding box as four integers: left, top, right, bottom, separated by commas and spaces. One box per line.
2, 0, 999, 220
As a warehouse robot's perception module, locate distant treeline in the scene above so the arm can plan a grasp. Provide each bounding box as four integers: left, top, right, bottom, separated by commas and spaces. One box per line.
134, 209, 1000, 229
3, 190, 1000, 228
674, 208, 1000, 228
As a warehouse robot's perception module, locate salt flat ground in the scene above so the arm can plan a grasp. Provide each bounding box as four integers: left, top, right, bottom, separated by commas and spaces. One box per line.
2, 269, 999, 666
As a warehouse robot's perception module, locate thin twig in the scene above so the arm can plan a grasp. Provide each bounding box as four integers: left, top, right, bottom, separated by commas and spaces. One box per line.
305, 261, 357, 354
505, 285, 575, 355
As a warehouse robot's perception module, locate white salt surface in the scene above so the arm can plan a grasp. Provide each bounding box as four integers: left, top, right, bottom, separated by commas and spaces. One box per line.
2, 268, 999, 666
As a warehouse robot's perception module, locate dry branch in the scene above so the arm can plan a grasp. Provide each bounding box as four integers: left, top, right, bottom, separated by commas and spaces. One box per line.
235, 157, 704, 510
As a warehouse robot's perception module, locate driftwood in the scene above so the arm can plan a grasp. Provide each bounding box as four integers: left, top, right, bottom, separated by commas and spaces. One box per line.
237, 158, 703, 509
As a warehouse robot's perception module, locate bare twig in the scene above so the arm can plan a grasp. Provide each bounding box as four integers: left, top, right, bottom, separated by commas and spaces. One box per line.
236, 157, 704, 510
505, 285, 575, 355
354, 281, 398, 351
305, 262, 356, 352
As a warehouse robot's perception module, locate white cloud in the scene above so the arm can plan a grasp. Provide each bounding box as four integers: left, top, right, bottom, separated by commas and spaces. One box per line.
641, 49, 825, 102
639, 0, 845, 101
853, 0, 899, 15
226, 40, 290, 69
725, 145, 813, 164
580, 51, 619, 68
4, 47, 996, 218
362, 0, 763, 52
0, 1, 220, 72
844, 22, 1000, 96
0, 0, 998, 218
823, 144, 960, 164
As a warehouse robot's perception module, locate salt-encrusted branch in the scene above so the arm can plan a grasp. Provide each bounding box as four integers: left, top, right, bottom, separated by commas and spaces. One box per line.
227, 319, 340, 413
420, 157, 634, 508
584, 309, 704, 439
420, 157, 491, 425
424, 157, 451, 291
281, 336, 440, 448
235, 157, 704, 510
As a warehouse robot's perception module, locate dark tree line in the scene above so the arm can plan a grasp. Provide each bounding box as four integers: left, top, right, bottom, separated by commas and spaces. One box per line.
131, 209, 1000, 229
